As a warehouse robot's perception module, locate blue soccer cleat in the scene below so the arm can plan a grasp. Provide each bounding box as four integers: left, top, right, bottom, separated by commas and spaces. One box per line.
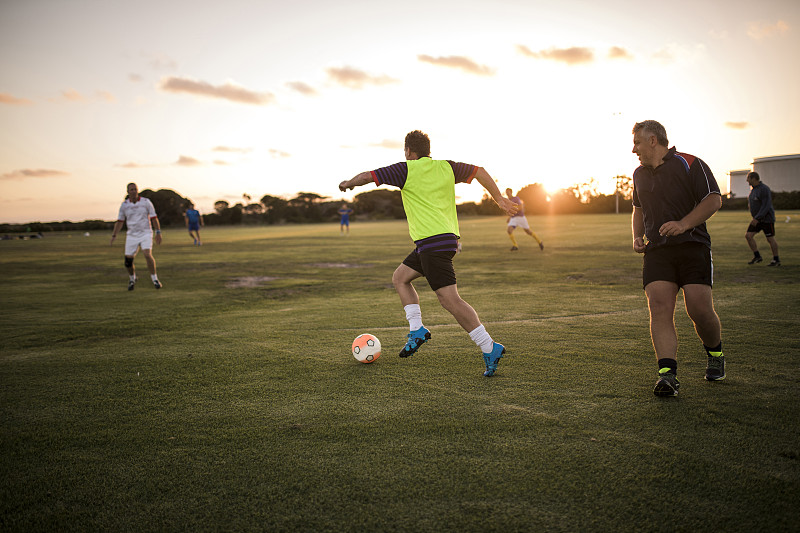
482, 342, 506, 377
399, 326, 431, 358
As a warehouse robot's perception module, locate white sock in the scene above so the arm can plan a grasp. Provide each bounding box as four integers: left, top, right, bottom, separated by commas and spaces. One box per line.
129, 274, 136, 281
469, 324, 494, 353
404, 304, 423, 331
151, 274, 159, 282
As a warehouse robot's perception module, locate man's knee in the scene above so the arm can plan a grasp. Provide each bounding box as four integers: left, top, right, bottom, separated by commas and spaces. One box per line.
124, 256, 134, 268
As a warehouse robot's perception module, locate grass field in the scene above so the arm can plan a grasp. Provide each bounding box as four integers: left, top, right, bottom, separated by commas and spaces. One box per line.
1, 212, 799, 532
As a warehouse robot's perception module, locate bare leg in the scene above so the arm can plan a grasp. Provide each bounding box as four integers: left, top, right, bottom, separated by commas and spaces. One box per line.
766, 235, 779, 258
142, 249, 157, 276
745, 232, 758, 252
644, 281, 679, 361
683, 284, 721, 347
434, 284, 480, 332
392, 263, 422, 307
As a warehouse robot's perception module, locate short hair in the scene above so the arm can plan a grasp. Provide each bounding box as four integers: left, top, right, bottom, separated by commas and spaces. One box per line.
747, 171, 760, 181
632, 120, 669, 147
405, 130, 431, 157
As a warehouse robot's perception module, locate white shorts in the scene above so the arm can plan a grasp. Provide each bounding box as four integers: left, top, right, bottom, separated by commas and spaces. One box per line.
125, 232, 153, 256
508, 216, 530, 230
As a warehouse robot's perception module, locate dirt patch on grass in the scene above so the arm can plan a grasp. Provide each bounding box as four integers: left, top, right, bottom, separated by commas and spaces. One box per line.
225, 276, 279, 288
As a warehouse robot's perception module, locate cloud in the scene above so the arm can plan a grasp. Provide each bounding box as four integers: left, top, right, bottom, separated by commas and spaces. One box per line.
213, 160, 230, 166
285, 81, 318, 96
417, 55, 495, 76
608, 46, 633, 60
175, 155, 202, 166
116, 162, 147, 169
650, 43, 706, 65
96, 91, 115, 102
129, 73, 144, 82
160, 76, 276, 105
0, 93, 33, 106
370, 139, 404, 150
268, 149, 291, 158
725, 121, 749, 130
517, 45, 594, 65
212, 146, 252, 154
326, 66, 399, 89
62, 89, 85, 102
747, 20, 789, 40
1, 169, 70, 180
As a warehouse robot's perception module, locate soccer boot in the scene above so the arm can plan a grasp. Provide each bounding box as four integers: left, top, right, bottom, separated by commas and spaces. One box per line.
768, 259, 781, 267
653, 370, 680, 397
747, 256, 763, 264
482, 342, 506, 377
510, 246, 519, 251
399, 326, 430, 357
128, 277, 137, 291
538, 242, 544, 251
705, 355, 726, 381
153, 279, 163, 289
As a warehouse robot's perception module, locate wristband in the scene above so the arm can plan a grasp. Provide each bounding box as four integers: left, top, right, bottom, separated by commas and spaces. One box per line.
155, 230, 162, 234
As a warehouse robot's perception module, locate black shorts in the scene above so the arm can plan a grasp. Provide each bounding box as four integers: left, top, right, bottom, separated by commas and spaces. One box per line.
746, 221, 775, 237
642, 242, 713, 289
402, 250, 457, 291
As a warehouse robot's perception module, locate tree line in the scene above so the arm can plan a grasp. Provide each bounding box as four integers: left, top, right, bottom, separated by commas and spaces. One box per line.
3, 180, 799, 234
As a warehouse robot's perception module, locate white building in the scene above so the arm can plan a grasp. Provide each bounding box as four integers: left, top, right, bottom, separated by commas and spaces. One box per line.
728, 154, 800, 198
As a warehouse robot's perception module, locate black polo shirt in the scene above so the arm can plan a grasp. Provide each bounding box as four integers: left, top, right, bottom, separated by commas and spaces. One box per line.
632, 147, 720, 250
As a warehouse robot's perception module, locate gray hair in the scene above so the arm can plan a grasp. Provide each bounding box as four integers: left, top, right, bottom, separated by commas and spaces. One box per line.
632, 120, 669, 147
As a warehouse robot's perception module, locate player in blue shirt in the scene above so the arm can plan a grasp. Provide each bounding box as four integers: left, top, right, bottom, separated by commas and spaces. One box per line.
338, 203, 354, 234
184, 203, 204, 245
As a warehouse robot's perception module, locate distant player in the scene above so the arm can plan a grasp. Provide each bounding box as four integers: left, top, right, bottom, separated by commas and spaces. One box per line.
745, 172, 780, 266
338, 203, 353, 234
110, 182, 163, 290
505, 188, 543, 251
631, 120, 724, 397
339, 130, 519, 377
184, 202, 204, 245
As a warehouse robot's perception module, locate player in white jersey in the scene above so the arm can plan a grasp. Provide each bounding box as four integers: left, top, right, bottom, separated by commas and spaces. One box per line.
506, 188, 544, 251
110, 183, 163, 290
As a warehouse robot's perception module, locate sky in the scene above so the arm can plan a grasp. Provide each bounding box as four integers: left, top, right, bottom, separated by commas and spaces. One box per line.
1, 0, 798, 223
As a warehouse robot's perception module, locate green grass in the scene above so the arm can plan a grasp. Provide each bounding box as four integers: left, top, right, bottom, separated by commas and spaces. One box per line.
1, 212, 799, 532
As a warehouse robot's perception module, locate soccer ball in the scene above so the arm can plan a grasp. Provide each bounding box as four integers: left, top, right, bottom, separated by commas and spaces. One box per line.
352, 334, 381, 364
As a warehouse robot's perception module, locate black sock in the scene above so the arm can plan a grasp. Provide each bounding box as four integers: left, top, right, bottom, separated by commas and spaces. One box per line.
704, 343, 723, 356
657, 358, 677, 374
754, 251, 762, 258
774, 256, 780, 262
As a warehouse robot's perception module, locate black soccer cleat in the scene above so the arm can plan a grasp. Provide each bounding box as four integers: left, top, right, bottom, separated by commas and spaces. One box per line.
153, 279, 162, 289
653, 372, 680, 397
705, 355, 726, 381
747, 256, 763, 265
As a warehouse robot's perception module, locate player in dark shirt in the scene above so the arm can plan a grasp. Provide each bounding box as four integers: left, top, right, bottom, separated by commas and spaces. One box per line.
631, 120, 725, 397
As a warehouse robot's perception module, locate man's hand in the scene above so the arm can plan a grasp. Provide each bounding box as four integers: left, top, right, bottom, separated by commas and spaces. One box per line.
633, 237, 646, 253
658, 220, 689, 238
497, 198, 519, 217
155, 232, 163, 245
339, 180, 352, 192
110, 234, 117, 246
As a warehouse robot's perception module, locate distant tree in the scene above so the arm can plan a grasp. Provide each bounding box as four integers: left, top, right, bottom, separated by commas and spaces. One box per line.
517, 183, 549, 215
613, 175, 633, 200
139, 188, 190, 226
214, 200, 230, 214
288, 192, 328, 222
354, 189, 404, 219
260, 195, 289, 224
